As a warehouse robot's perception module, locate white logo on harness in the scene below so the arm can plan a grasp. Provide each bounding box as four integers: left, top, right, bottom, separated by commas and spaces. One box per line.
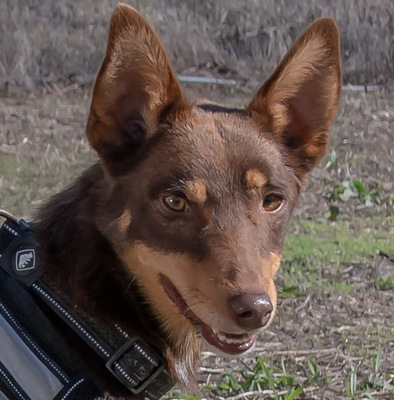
15, 249, 36, 272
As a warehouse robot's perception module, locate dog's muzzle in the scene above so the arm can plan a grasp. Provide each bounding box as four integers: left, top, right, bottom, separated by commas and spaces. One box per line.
159, 274, 273, 355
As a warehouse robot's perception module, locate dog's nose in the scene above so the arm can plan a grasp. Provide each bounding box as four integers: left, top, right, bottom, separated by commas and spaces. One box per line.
229, 293, 273, 330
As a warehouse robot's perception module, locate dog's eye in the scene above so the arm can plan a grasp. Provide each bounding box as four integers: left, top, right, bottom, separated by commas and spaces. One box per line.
262, 195, 283, 212
163, 195, 188, 212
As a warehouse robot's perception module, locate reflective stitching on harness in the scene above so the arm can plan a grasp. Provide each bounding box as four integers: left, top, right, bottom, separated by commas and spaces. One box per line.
59, 378, 84, 400
31, 284, 110, 358
115, 323, 130, 338
135, 343, 156, 365
114, 362, 138, 386
30, 284, 166, 393
0, 301, 69, 383
3, 224, 19, 238
0, 365, 28, 400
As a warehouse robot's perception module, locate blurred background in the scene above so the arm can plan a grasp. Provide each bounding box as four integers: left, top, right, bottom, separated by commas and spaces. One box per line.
1, 0, 393, 91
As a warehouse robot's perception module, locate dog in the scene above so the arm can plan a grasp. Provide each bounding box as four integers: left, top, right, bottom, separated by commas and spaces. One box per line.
27, 3, 340, 399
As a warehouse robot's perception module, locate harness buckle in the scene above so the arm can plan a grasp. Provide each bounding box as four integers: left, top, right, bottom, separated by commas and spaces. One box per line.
105, 337, 165, 395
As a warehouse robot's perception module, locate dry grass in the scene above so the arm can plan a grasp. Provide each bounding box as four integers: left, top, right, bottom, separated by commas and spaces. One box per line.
1, 0, 393, 91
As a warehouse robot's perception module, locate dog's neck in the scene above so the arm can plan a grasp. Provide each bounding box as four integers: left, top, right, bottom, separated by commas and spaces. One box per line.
34, 163, 178, 394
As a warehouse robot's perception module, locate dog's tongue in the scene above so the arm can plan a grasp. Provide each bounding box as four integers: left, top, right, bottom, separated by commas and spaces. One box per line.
159, 274, 257, 355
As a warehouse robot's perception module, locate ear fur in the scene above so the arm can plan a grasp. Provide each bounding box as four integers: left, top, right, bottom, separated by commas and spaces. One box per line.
86, 3, 189, 173
247, 18, 341, 175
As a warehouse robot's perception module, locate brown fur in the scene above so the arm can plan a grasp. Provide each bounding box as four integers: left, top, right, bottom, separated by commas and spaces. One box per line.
34, 4, 341, 398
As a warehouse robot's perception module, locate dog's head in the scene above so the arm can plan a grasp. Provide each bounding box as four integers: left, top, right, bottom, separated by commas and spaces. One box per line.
86, 3, 340, 384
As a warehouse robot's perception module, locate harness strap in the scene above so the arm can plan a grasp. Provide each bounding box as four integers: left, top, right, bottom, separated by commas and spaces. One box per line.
30, 281, 173, 398
0, 211, 174, 399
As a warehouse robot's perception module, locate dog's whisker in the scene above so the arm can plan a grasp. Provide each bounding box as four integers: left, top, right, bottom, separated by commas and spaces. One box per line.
126, 276, 136, 291
101, 216, 123, 234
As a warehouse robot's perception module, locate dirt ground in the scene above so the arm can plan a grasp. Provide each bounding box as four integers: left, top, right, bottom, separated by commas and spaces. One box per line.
0, 85, 393, 399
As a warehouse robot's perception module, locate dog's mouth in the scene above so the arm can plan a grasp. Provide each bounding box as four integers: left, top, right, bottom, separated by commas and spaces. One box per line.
159, 274, 257, 355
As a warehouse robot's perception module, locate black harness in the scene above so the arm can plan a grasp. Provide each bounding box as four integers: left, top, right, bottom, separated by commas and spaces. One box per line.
0, 211, 174, 400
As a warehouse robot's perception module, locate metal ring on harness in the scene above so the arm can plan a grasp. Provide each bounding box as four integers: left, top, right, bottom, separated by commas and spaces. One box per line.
0, 210, 18, 223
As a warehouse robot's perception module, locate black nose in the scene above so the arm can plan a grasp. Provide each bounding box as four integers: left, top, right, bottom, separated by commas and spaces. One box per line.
229, 293, 273, 330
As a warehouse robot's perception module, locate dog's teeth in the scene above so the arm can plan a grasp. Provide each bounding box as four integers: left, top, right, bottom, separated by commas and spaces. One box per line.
234, 336, 249, 344
218, 333, 227, 342
215, 332, 252, 345
211, 326, 220, 335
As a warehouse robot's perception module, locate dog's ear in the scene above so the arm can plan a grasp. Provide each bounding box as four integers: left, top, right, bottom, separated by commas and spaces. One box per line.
86, 3, 189, 173
247, 18, 341, 177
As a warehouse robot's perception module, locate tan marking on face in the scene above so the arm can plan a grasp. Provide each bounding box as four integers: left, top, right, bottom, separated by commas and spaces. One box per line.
118, 209, 132, 233
124, 242, 284, 331
269, 251, 282, 278
123, 243, 261, 333
121, 242, 283, 374
184, 178, 207, 205
121, 243, 200, 386
255, 252, 282, 325
245, 169, 267, 190
263, 277, 278, 329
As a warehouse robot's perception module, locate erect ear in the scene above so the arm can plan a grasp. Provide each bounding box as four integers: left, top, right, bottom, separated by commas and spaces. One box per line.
86, 3, 189, 174
246, 18, 341, 177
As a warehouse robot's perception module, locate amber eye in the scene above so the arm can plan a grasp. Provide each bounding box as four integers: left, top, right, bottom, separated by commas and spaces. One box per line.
262, 194, 283, 212
163, 195, 188, 212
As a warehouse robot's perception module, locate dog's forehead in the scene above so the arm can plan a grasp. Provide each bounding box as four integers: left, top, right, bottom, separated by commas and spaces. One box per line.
167, 107, 286, 182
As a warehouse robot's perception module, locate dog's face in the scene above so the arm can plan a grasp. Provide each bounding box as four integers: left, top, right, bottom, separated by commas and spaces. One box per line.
112, 110, 299, 356
86, 3, 340, 382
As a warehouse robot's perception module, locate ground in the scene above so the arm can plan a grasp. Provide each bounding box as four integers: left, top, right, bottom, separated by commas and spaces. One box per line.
0, 85, 393, 399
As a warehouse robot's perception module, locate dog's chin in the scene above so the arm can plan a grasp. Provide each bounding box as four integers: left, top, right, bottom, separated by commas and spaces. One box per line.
159, 273, 259, 356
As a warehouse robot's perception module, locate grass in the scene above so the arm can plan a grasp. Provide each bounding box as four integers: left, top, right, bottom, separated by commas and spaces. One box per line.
1, 0, 393, 91
285, 219, 393, 264
203, 356, 308, 399
166, 351, 393, 399
277, 218, 394, 297
327, 178, 394, 220
0, 153, 89, 217
344, 350, 394, 400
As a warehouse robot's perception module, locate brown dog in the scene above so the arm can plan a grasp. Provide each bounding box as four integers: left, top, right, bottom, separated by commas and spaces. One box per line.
34, 3, 341, 398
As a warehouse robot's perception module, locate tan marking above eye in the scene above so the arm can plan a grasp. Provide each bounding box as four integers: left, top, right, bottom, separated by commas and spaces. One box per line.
184, 178, 207, 205
118, 209, 132, 233
163, 195, 188, 212
262, 194, 283, 212
246, 169, 267, 190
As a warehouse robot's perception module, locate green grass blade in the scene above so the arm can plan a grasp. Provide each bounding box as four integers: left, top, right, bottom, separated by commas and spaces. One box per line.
257, 357, 278, 399
284, 386, 303, 400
